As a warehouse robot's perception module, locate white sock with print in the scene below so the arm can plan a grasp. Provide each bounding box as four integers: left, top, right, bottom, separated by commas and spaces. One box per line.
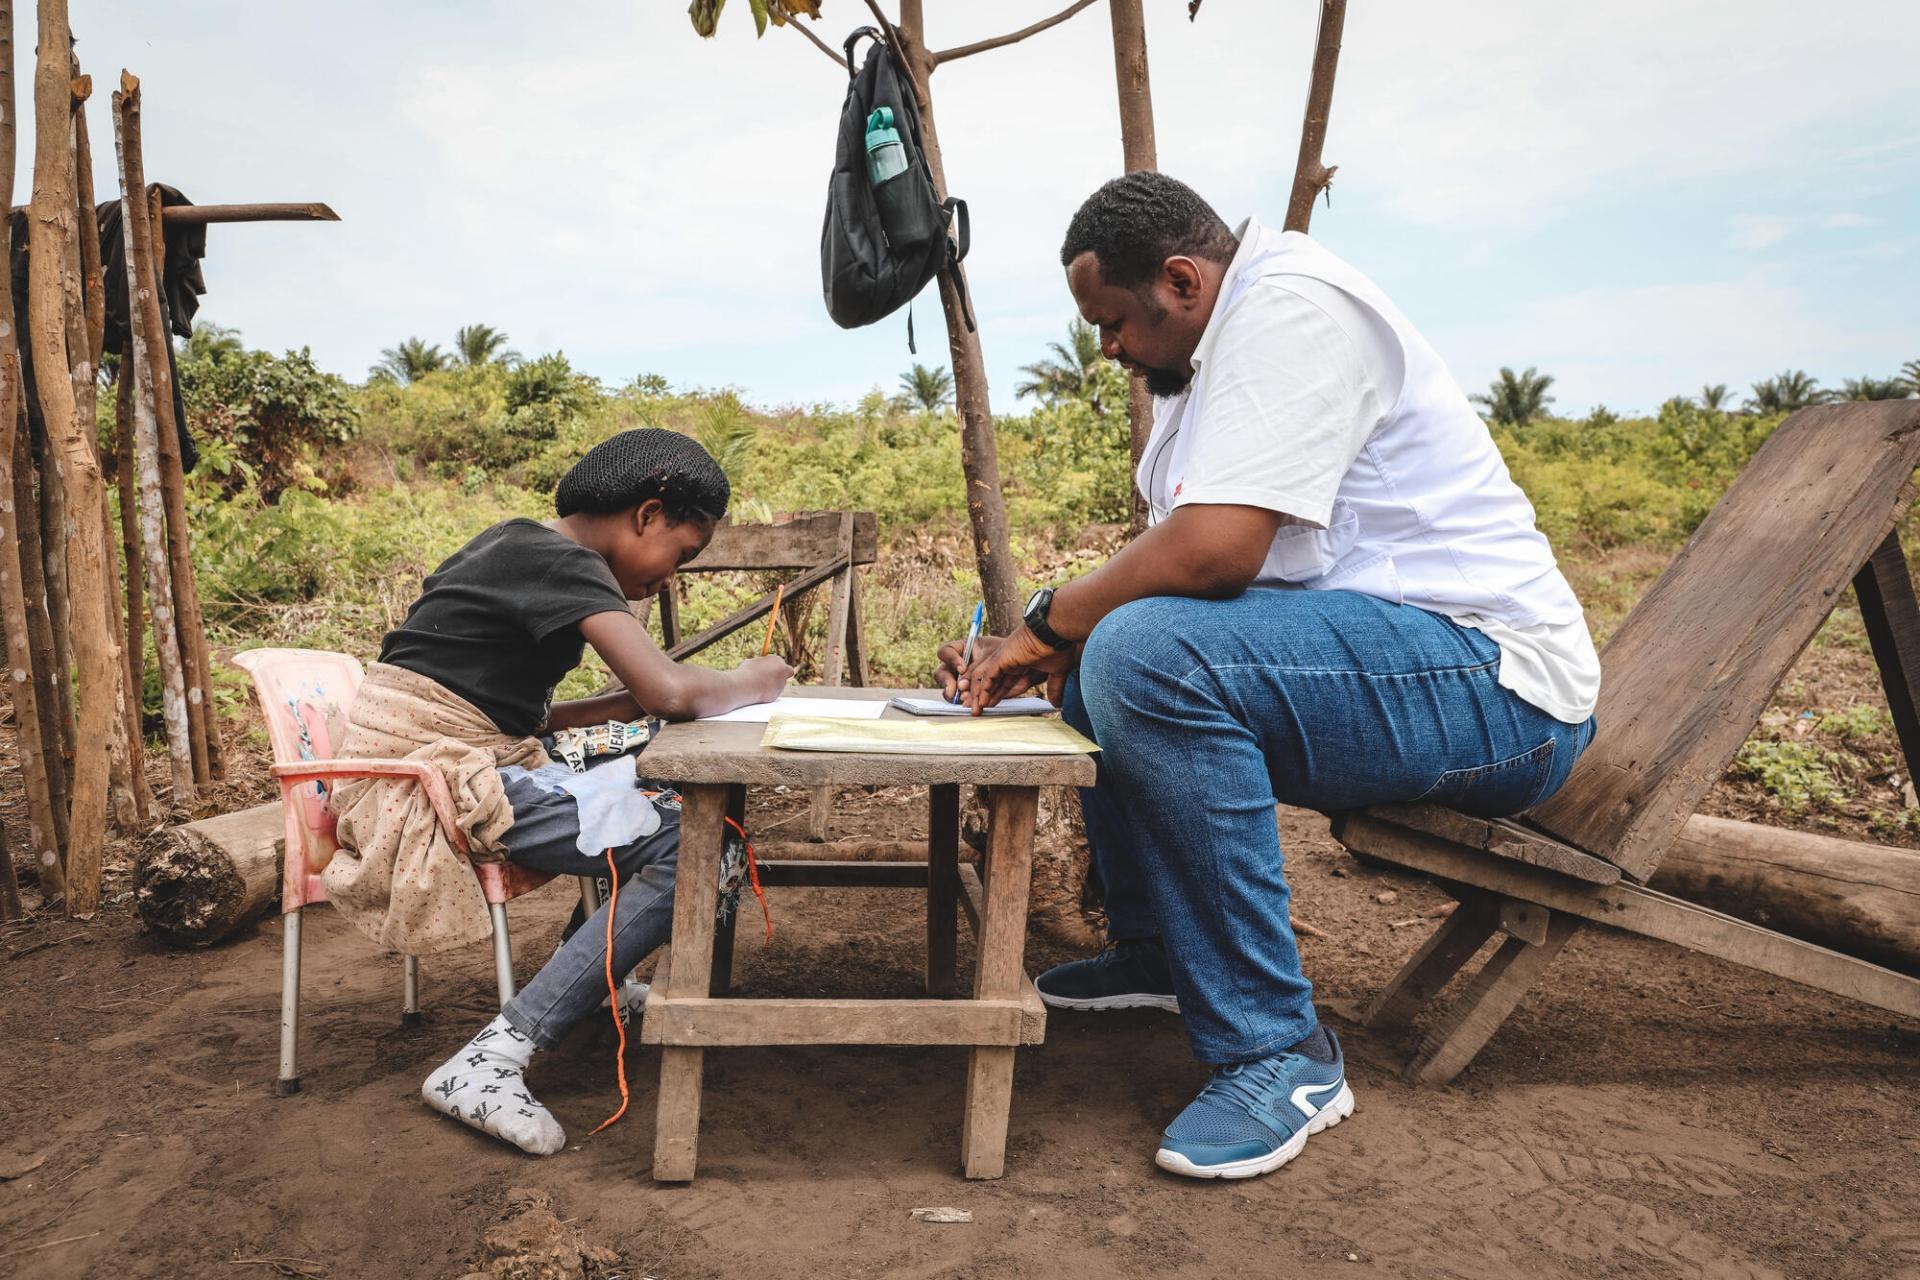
421, 1014, 566, 1156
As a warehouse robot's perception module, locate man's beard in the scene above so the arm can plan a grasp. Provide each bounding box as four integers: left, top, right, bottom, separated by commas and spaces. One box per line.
1143, 364, 1192, 398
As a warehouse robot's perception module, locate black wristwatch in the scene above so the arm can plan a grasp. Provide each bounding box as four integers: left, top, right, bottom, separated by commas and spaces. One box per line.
1023, 587, 1072, 651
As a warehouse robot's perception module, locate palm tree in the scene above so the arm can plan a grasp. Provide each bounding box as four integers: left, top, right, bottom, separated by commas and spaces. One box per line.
453, 323, 519, 368
1016, 318, 1109, 415
1840, 375, 1909, 402
1471, 367, 1555, 426
371, 338, 451, 385
187, 321, 245, 361
898, 363, 954, 412
1745, 369, 1828, 415
1697, 383, 1734, 411
1900, 359, 1920, 396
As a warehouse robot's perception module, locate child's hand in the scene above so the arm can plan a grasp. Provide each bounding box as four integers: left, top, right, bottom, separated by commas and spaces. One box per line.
739, 654, 794, 703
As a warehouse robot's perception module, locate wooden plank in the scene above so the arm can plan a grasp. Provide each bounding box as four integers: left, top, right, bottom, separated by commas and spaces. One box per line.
1367, 803, 1620, 884
639, 994, 1027, 1047
1340, 814, 1920, 1021
1530, 401, 1920, 879
957, 861, 984, 939
1407, 912, 1581, 1084
846, 569, 872, 688
640, 690, 1097, 789
711, 784, 747, 997
658, 587, 682, 649
160, 201, 340, 224
651, 782, 726, 1182
1497, 898, 1550, 946
1364, 894, 1498, 1031
686, 511, 878, 570
928, 784, 961, 996
962, 787, 1040, 1179
666, 555, 846, 661
755, 839, 928, 862
1017, 972, 1047, 1044
1852, 530, 1920, 787
755, 859, 929, 888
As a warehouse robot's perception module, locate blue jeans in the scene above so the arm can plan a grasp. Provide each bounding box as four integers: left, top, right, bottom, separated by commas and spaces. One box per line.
1060, 589, 1594, 1065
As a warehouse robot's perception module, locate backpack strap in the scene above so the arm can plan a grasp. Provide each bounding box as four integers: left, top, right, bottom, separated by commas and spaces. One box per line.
941, 198, 977, 334
842, 26, 881, 77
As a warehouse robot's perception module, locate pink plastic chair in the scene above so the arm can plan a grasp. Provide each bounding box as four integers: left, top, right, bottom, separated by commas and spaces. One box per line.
233, 648, 580, 1096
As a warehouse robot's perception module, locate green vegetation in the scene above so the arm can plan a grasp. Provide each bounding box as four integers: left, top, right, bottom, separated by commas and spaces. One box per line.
161, 323, 1920, 839
1472, 366, 1555, 426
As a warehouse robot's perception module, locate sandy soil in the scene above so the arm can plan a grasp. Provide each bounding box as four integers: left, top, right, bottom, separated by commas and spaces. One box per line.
2, 774, 1917, 1280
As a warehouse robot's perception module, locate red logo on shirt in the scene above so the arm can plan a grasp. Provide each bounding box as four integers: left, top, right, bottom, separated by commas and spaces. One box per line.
1173, 481, 1184, 498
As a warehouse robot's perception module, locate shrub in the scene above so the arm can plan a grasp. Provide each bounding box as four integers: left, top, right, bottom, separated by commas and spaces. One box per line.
176, 336, 358, 499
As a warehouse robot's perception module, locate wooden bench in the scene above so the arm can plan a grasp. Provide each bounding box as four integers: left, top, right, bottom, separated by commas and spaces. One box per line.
1333, 400, 1920, 1082
635, 686, 1097, 1181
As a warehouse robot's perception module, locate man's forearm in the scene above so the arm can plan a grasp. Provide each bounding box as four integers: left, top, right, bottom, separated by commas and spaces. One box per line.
1048, 504, 1283, 642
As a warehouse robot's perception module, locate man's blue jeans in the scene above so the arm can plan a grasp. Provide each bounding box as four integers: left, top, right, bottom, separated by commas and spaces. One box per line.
1059, 589, 1594, 1065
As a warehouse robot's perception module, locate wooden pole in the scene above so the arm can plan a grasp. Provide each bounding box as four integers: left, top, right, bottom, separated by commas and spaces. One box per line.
1, 352, 66, 902
889, 0, 1022, 633
71, 73, 103, 365
1284, 0, 1346, 234
114, 366, 144, 747
112, 78, 195, 806
68, 66, 142, 831
29, 0, 116, 914
30, 410, 76, 768
0, 813, 19, 920
1106, 0, 1156, 534
159, 201, 339, 225
114, 83, 212, 783
0, 0, 67, 889
148, 179, 221, 780
13, 417, 70, 858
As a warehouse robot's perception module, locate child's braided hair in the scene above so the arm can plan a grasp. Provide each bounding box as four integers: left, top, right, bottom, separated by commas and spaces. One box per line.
554, 428, 730, 523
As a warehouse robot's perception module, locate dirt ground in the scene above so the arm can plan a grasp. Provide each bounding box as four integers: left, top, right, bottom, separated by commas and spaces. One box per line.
2, 769, 1917, 1280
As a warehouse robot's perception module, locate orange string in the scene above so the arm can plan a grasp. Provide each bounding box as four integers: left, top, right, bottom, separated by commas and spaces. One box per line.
724, 815, 773, 943
587, 846, 629, 1136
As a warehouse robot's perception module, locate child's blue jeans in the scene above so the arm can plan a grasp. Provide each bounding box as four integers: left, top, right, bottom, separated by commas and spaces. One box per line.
1059, 588, 1594, 1065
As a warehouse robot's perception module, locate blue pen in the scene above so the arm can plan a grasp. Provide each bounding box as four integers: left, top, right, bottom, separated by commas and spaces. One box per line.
951, 601, 985, 704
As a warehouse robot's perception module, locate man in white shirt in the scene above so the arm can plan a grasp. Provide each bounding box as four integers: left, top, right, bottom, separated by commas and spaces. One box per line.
943, 172, 1599, 1181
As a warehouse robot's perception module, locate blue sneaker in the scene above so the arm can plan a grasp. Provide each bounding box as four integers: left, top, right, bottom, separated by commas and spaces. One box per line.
1155, 1029, 1354, 1179
1035, 939, 1180, 1013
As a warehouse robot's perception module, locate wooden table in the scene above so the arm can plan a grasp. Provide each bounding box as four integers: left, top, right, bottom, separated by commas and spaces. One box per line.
635, 686, 1097, 1181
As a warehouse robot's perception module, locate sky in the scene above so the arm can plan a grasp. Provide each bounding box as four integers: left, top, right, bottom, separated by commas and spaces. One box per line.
22, 0, 1919, 418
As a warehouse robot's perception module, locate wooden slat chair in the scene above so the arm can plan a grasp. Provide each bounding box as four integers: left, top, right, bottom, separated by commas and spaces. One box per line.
1332, 401, 1920, 1082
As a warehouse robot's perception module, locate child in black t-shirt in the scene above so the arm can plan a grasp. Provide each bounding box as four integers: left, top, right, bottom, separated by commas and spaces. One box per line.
388, 428, 790, 1154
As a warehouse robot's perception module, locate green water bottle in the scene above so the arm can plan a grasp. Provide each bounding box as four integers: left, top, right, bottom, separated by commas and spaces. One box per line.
865, 107, 908, 187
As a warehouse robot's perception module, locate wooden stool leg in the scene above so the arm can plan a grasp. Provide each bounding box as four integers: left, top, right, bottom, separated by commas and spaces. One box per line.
710, 784, 747, 998
962, 786, 1038, 1178
1366, 893, 1497, 1031
927, 783, 961, 996
653, 783, 727, 1182
1405, 910, 1579, 1085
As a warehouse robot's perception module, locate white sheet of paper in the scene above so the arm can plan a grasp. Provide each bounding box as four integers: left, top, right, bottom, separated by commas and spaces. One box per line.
701, 696, 891, 724
888, 696, 1056, 718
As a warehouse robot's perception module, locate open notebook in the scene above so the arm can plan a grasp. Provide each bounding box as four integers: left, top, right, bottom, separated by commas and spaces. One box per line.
887, 695, 1055, 718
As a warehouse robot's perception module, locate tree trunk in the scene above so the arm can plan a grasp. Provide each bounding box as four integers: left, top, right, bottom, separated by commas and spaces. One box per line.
30, 412, 76, 767
1106, 0, 1157, 534
67, 68, 142, 832
115, 366, 144, 746
1284, 0, 1347, 234
114, 92, 212, 790
135, 800, 282, 946
144, 180, 219, 782
892, 1, 1021, 634
0, 352, 66, 902
30, 0, 115, 915
1651, 814, 1920, 976
112, 79, 196, 806
71, 71, 103, 366
12, 419, 70, 860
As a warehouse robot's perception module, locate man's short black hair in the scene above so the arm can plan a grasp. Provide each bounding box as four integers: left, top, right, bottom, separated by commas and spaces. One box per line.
1059, 172, 1239, 290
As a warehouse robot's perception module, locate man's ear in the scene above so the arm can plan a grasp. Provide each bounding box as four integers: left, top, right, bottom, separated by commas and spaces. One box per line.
1163, 255, 1206, 301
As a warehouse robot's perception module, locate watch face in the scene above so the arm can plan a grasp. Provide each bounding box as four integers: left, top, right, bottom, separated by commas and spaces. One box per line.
1025, 590, 1047, 614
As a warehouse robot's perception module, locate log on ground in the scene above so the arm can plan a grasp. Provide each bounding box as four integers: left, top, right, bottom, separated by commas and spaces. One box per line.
135, 801, 282, 946
1652, 814, 1920, 975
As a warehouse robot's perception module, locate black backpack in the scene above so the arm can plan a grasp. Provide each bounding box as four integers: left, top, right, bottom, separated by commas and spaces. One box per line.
821, 27, 972, 349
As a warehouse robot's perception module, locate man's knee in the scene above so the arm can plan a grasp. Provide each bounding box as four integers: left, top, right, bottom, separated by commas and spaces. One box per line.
1078, 597, 1197, 722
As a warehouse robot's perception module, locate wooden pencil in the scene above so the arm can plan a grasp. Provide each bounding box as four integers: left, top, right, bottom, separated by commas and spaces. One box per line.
762, 583, 785, 656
